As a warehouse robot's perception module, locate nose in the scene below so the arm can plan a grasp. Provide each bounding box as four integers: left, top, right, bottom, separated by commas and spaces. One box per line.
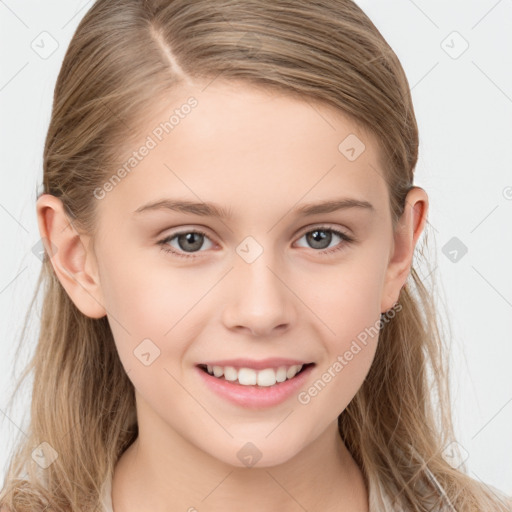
221, 252, 296, 337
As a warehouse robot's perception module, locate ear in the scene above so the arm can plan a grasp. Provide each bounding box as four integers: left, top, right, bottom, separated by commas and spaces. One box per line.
380, 186, 429, 313
35, 193, 106, 319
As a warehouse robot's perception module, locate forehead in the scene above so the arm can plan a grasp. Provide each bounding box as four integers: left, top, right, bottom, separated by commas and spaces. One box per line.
98, 79, 388, 222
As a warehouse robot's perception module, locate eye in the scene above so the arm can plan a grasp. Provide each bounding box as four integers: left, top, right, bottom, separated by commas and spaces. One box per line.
158, 229, 214, 258
295, 225, 354, 255
157, 225, 354, 259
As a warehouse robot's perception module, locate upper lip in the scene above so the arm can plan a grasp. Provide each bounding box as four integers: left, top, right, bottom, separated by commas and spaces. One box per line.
198, 358, 314, 370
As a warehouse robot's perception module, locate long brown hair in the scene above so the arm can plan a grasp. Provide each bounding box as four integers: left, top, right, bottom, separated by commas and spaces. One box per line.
1, 1, 510, 510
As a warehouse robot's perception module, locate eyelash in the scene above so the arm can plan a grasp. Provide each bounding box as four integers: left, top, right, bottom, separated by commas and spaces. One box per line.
157, 225, 354, 260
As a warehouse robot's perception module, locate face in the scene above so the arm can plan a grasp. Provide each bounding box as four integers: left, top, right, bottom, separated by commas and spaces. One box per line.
86, 79, 403, 468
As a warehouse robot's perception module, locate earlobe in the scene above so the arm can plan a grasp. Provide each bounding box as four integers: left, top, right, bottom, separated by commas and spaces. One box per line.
36, 194, 107, 319
380, 187, 429, 313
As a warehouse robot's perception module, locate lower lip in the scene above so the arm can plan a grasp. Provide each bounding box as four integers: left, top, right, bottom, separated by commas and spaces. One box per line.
195, 364, 315, 409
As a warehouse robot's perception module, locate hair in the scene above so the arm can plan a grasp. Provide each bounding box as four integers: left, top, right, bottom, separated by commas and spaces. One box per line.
1, 1, 511, 511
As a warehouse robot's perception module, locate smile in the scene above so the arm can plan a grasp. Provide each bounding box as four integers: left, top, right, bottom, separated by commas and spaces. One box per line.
199, 363, 311, 387
196, 363, 316, 409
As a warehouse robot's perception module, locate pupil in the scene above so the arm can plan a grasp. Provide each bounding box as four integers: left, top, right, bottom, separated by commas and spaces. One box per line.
179, 232, 203, 252
308, 230, 330, 249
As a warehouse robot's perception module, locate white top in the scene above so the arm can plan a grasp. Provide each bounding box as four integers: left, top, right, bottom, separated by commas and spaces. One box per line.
98, 467, 461, 511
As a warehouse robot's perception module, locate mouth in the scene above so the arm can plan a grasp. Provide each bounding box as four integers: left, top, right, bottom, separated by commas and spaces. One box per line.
195, 361, 316, 408
196, 362, 315, 388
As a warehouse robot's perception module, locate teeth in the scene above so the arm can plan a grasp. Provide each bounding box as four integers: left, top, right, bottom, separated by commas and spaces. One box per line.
257, 368, 276, 387
205, 364, 304, 386
238, 367, 257, 385
224, 366, 238, 381
275, 366, 287, 383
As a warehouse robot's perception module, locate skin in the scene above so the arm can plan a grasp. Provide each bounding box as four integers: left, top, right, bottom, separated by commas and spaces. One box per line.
36, 79, 428, 512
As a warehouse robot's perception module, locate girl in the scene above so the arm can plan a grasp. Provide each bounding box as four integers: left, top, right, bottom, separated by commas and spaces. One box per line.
1, 1, 510, 511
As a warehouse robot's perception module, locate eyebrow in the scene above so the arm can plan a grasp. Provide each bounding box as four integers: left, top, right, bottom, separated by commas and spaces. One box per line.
133, 197, 375, 219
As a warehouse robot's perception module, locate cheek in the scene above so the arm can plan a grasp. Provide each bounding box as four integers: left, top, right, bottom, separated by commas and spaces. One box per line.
306, 251, 386, 337
100, 248, 205, 332
297, 275, 382, 423
98, 251, 196, 369
297, 253, 385, 403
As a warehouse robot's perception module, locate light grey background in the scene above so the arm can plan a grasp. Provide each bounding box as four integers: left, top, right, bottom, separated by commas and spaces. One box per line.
1, 0, 511, 496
